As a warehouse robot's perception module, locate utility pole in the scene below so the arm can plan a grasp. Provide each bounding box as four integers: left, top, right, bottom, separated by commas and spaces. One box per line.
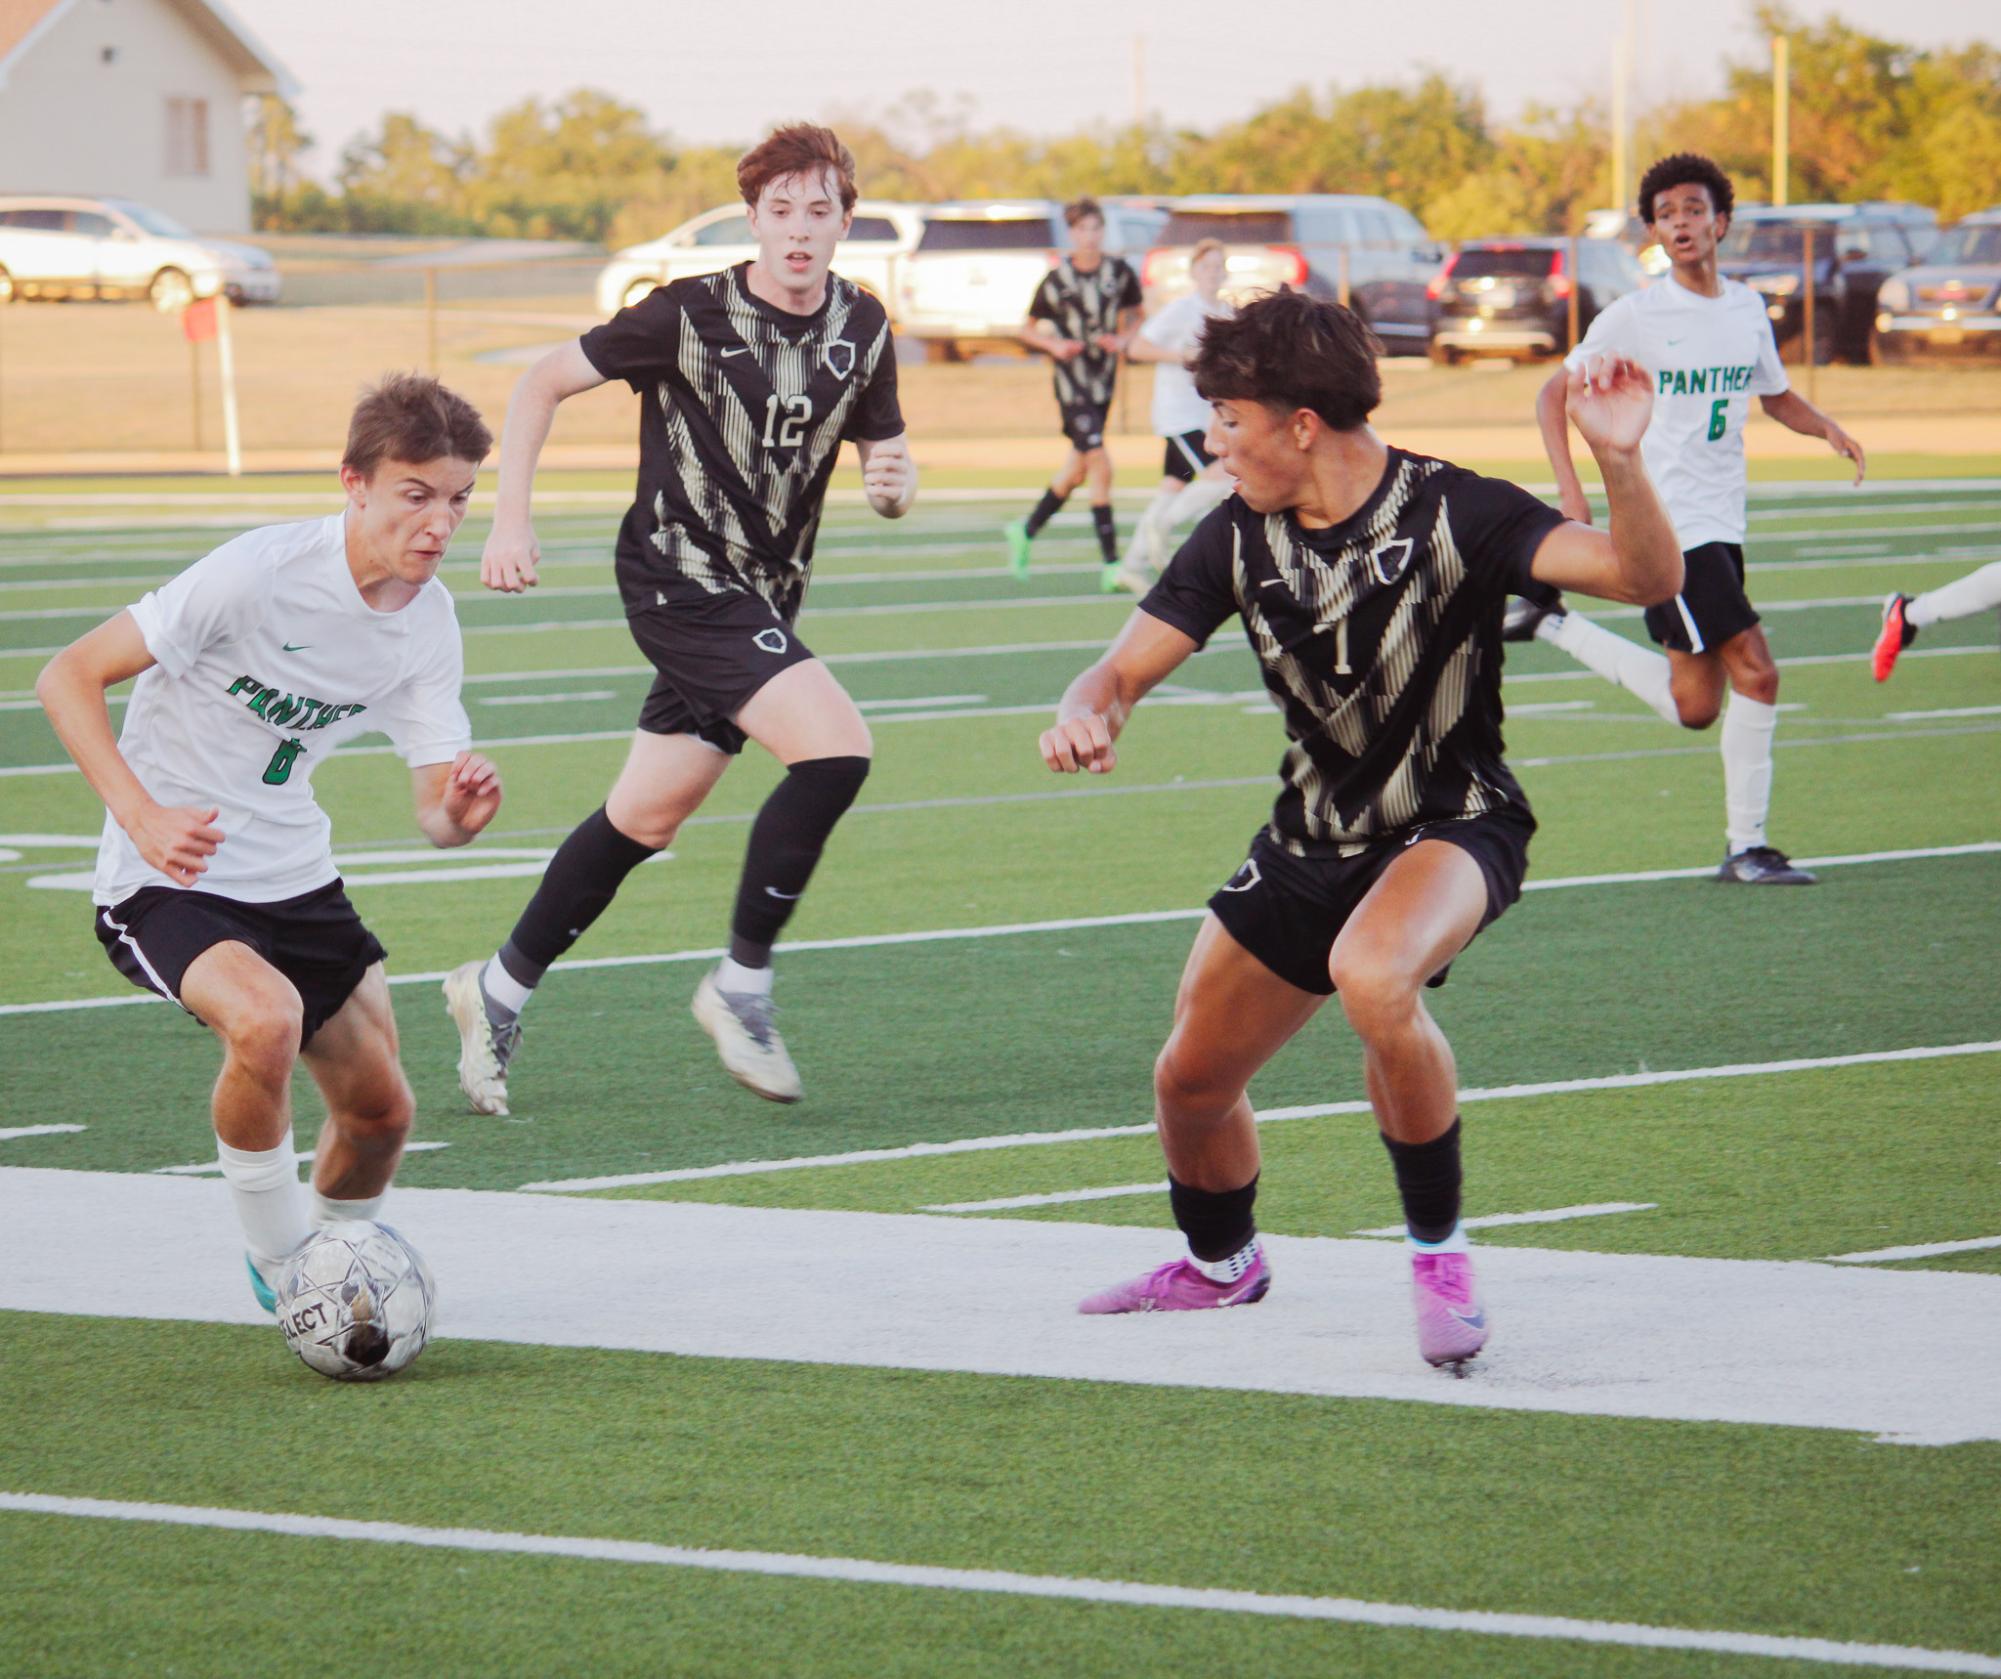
1772, 35, 1790, 206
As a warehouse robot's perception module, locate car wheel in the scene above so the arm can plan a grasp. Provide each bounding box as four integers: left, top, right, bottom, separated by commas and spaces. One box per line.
621, 278, 661, 309
149, 268, 194, 312
923, 339, 966, 364
1427, 339, 1457, 367
0, 266, 13, 305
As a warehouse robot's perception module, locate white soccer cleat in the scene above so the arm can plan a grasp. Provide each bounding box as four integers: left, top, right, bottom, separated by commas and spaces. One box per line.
442, 960, 519, 1116
692, 970, 803, 1104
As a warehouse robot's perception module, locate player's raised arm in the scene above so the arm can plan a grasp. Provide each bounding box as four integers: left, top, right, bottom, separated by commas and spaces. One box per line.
855, 432, 916, 519
1040, 610, 1200, 775
1526, 354, 1683, 608
482, 339, 608, 594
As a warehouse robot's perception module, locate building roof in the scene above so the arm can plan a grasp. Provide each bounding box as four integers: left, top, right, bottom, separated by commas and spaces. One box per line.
0, 0, 298, 96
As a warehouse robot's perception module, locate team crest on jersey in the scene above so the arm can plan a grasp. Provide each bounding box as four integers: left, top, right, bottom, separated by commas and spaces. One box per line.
753, 627, 790, 655
821, 339, 855, 380
1369, 538, 1416, 586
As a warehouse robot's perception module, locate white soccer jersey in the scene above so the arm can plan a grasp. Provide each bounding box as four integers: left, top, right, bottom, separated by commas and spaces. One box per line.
93, 513, 472, 907
1566, 277, 1788, 549
1140, 293, 1232, 438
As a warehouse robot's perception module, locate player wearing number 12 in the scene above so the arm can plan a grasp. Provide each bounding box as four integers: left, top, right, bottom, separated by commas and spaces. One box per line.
447, 123, 915, 1113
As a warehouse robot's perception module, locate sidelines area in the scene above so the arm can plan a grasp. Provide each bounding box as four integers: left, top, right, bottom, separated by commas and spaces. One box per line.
2, 1492, 1995, 1675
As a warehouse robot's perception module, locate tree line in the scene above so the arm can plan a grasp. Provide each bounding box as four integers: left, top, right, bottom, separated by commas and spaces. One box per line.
248, 5, 2000, 247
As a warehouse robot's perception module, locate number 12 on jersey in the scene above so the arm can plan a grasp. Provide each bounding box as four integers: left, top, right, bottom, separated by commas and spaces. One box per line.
761, 394, 813, 448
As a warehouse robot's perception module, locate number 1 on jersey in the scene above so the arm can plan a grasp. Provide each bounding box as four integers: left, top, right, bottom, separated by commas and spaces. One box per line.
761, 394, 813, 449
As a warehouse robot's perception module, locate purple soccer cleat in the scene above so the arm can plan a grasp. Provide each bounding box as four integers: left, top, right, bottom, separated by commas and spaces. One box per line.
1412, 1249, 1488, 1374
1077, 1249, 1272, 1315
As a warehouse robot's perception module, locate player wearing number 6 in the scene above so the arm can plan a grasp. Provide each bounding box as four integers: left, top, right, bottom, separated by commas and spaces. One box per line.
36, 374, 503, 1316
1519, 152, 1865, 886
1040, 291, 1681, 1370
447, 123, 914, 1113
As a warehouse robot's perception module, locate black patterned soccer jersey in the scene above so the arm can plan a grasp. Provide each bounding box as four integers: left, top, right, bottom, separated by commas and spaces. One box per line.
1140, 450, 1565, 857
1028, 255, 1143, 408
579, 263, 903, 622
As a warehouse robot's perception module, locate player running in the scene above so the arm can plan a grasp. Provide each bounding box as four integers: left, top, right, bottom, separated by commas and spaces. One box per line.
445, 123, 914, 1113
1515, 152, 1866, 885
37, 375, 503, 1312
1110, 237, 1236, 595
1873, 563, 2001, 680
1003, 198, 1143, 589
1039, 290, 1681, 1371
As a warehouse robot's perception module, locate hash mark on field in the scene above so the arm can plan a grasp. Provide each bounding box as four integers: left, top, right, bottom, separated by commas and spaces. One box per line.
1352, 1203, 1659, 1238
153, 1140, 452, 1176
478, 690, 616, 707
0, 1124, 86, 1142
925, 1183, 1164, 1213
1827, 1235, 2001, 1265
5, 1495, 1998, 1675
1888, 705, 2001, 721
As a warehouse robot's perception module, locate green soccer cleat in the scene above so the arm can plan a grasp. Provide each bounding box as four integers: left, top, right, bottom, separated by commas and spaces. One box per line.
246, 1253, 279, 1315
1003, 519, 1032, 579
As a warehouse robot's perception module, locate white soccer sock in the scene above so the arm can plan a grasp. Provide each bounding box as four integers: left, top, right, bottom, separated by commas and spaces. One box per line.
1909, 560, 2001, 628
216, 1131, 309, 1273
310, 1189, 385, 1229
1407, 1223, 1470, 1256
1163, 474, 1232, 535
1120, 485, 1179, 572
481, 954, 533, 1015
1540, 610, 1682, 726
715, 956, 773, 995
1721, 692, 1779, 854
1190, 1237, 1261, 1283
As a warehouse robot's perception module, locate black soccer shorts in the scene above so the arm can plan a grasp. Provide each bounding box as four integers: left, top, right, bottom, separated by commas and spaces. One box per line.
1643, 542, 1762, 655
1060, 402, 1112, 452
1206, 807, 1535, 996
626, 586, 817, 755
94, 879, 386, 1046
1162, 430, 1216, 483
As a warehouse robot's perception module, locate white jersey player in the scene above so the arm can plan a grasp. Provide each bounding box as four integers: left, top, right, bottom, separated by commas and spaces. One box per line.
1873, 562, 2001, 680
37, 374, 503, 1318
1520, 152, 1865, 885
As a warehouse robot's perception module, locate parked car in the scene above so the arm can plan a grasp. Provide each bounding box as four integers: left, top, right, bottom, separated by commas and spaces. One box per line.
1425, 236, 1646, 364
895, 198, 1166, 360
1583, 206, 1668, 277
0, 195, 278, 308
1871, 209, 2001, 363
1716, 202, 1939, 364
1139, 195, 1445, 354
594, 200, 925, 317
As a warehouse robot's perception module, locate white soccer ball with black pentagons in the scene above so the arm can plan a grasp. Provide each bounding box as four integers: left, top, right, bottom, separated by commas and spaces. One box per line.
274, 1220, 435, 1381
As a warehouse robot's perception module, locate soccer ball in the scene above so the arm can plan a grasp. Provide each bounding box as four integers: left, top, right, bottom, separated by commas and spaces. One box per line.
274, 1220, 436, 1381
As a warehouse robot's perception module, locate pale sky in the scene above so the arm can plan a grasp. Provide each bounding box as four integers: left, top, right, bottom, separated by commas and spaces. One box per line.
230, 0, 1998, 176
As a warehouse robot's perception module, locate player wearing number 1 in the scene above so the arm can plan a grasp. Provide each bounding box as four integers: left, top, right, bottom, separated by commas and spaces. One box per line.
446, 123, 914, 1113
1519, 152, 1865, 885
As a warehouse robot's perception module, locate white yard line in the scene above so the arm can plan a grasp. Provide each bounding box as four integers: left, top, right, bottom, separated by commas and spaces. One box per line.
524, 1040, 2001, 1194
1887, 705, 2001, 721
926, 1183, 1165, 1213
153, 1140, 451, 1177
2, 1494, 1994, 1674
1351, 1203, 1660, 1238
0, 1124, 85, 1142
478, 689, 615, 707
1826, 1235, 2001, 1265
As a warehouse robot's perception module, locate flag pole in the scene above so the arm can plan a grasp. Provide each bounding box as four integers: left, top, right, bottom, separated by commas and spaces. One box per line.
216, 293, 242, 477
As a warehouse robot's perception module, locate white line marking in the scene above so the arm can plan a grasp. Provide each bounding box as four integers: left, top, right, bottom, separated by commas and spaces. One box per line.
6, 843, 1997, 1020
2, 1495, 1993, 1674
1351, 1203, 1659, 1238
523, 1041, 2001, 1192
926, 1183, 1164, 1213
0, 1124, 86, 1142
1888, 705, 2001, 721
856, 693, 987, 711
1827, 1235, 2001, 1265
152, 1140, 451, 1177
478, 689, 616, 706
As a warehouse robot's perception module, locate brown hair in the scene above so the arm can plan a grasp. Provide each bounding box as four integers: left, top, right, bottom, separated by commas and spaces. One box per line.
1189, 237, 1227, 265
1064, 196, 1105, 228
341, 373, 492, 476
738, 123, 858, 213
1192, 289, 1382, 432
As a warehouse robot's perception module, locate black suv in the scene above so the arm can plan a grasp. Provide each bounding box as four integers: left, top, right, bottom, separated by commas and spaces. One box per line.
1871, 210, 2001, 363
1425, 237, 1646, 364
1717, 204, 1939, 364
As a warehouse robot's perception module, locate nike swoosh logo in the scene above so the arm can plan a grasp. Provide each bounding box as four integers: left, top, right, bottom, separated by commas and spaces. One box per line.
1218, 1275, 1263, 1306
721, 346, 752, 358
282, 642, 310, 652
764, 887, 801, 900
1450, 1308, 1486, 1329
1666, 337, 1686, 346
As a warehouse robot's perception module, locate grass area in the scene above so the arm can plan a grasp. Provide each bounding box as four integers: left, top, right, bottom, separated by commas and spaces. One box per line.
1, 483, 1998, 1674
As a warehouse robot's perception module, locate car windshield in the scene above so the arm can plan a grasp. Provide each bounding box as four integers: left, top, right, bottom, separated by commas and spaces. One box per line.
1928, 226, 2001, 266
109, 201, 195, 238
1719, 221, 1830, 262
916, 219, 1051, 253
1451, 248, 1557, 278
1159, 211, 1294, 245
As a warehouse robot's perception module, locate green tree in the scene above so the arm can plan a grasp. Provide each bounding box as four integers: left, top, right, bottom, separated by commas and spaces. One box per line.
246, 95, 312, 227
336, 113, 475, 233
474, 90, 672, 241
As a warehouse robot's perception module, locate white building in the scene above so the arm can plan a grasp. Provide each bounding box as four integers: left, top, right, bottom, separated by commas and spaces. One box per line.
0, 0, 295, 233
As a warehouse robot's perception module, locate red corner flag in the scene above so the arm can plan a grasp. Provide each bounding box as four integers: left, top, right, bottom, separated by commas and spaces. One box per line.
181, 298, 218, 343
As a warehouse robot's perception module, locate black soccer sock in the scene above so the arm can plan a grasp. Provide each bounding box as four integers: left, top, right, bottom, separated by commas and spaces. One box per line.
1380, 1118, 1463, 1244
1091, 502, 1118, 565
1023, 487, 1067, 538
501, 806, 660, 983
1167, 1173, 1259, 1263
728, 755, 871, 967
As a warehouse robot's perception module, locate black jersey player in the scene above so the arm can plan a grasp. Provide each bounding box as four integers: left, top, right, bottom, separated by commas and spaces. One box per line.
446, 124, 915, 1112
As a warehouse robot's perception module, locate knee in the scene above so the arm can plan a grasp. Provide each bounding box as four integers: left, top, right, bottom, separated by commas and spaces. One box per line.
1734, 668, 1780, 706
789, 752, 871, 806
1153, 1038, 1240, 1118
1675, 696, 1721, 730
341, 1073, 414, 1147
1329, 946, 1422, 1040
217, 990, 304, 1078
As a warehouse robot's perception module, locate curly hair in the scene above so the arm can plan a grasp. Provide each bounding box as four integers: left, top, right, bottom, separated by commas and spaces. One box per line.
1191, 288, 1382, 432
1637, 152, 1735, 225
